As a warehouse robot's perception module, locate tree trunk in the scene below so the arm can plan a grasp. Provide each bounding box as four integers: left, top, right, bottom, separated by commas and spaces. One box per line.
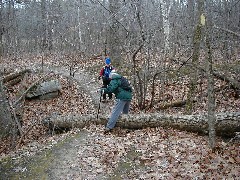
161, 0, 173, 53
186, 0, 204, 114
205, 12, 216, 149
108, 0, 122, 67
187, 0, 195, 53
41, 0, 48, 51
0, 80, 14, 138
43, 112, 240, 137
0, 0, 3, 58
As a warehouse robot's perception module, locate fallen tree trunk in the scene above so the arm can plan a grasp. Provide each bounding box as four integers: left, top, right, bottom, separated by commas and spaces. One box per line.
2, 69, 31, 83
43, 112, 240, 137
5, 76, 23, 87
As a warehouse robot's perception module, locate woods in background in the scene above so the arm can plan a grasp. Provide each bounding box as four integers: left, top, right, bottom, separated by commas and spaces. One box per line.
0, 0, 239, 149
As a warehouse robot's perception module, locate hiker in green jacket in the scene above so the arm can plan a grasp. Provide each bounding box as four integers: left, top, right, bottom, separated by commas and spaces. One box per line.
99, 70, 132, 132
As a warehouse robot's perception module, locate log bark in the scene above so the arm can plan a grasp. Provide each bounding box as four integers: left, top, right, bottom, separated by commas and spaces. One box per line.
43, 112, 240, 137
5, 75, 23, 87
156, 100, 196, 110
2, 69, 31, 83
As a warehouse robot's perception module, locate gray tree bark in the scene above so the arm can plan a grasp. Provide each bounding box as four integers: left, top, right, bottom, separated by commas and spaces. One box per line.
0, 80, 14, 138
0, 0, 3, 58
205, 14, 216, 149
43, 112, 240, 137
108, 0, 122, 67
186, 0, 195, 56
41, 0, 48, 51
186, 0, 204, 114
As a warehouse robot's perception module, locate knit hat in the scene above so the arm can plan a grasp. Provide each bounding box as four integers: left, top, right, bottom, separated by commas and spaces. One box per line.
109, 69, 118, 79
105, 57, 111, 65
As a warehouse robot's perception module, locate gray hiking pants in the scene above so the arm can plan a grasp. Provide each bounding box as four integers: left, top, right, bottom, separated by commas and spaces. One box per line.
106, 99, 131, 129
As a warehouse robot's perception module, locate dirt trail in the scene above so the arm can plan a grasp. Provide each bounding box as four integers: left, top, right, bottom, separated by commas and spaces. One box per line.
43, 64, 113, 114
0, 131, 89, 179
0, 65, 115, 179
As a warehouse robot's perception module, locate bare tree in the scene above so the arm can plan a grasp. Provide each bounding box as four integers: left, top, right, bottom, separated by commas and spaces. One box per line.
41, 0, 47, 52
206, 27, 216, 149
186, 0, 204, 114
161, 0, 173, 54
205, 1, 216, 150
186, 0, 195, 56
0, 0, 239, 115
108, 0, 122, 67
0, 0, 3, 58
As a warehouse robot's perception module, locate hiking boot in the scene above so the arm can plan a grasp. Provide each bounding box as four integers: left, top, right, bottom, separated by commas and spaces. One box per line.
104, 127, 111, 134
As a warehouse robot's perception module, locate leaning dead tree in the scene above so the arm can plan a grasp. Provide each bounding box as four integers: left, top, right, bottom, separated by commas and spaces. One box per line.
0, 69, 31, 140
43, 112, 240, 137
0, 69, 58, 141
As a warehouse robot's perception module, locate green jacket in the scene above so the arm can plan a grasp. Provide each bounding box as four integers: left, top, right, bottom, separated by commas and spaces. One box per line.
103, 73, 132, 101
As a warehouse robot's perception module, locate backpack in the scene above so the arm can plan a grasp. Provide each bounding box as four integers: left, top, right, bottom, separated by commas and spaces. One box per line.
103, 66, 113, 78
119, 76, 132, 91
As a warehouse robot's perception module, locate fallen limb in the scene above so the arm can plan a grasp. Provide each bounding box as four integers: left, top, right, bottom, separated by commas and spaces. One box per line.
157, 100, 197, 110
213, 25, 240, 38
172, 57, 240, 96
14, 76, 45, 106
146, 99, 196, 111
43, 112, 240, 137
8, 101, 23, 137
212, 70, 240, 96
16, 120, 40, 149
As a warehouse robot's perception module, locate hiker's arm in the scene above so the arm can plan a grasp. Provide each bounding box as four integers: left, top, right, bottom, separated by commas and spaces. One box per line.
99, 67, 104, 76
103, 79, 118, 93
98, 67, 104, 80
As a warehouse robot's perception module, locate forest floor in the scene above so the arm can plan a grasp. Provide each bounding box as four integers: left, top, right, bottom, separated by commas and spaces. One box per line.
0, 54, 239, 179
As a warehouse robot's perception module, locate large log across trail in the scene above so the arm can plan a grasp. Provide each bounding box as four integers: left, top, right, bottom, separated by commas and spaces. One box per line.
43, 112, 240, 136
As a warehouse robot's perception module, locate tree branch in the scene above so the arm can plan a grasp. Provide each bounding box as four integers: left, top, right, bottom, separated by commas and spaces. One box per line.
213, 25, 240, 38
13, 76, 45, 107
